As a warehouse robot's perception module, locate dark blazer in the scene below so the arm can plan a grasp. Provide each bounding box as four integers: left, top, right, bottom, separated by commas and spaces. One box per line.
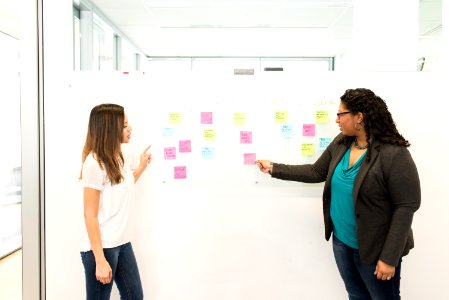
271, 133, 421, 266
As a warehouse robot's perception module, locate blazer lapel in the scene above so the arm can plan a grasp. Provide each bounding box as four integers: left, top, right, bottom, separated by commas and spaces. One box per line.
324, 143, 348, 197
352, 140, 380, 201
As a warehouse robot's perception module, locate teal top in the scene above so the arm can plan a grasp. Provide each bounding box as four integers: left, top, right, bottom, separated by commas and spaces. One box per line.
330, 146, 367, 249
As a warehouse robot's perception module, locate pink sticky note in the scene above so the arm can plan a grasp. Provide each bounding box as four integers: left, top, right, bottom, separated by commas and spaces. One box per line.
244, 153, 256, 165
240, 131, 252, 144
303, 124, 316, 137
201, 112, 213, 124
164, 147, 176, 160
179, 140, 191, 153
174, 166, 186, 179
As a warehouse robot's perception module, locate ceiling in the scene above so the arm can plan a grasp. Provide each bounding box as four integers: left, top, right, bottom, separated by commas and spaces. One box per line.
85, 0, 443, 57
0, 0, 443, 55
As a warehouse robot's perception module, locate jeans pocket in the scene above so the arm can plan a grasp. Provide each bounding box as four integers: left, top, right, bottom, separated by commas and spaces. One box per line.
80, 251, 91, 264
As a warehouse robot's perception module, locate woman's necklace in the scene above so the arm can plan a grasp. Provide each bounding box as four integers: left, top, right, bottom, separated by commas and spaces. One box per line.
354, 138, 369, 150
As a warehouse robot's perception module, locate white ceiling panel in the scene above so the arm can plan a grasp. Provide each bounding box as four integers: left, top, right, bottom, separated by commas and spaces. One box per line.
82, 0, 442, 56
145, 7, 215, 28
206, 7, 280, 28
100, 9, 157, 26
276, 7, 351, 28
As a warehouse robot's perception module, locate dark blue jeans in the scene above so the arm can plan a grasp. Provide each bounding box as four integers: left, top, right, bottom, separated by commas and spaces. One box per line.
332, 234, 401, 300
81, 242, 143, 300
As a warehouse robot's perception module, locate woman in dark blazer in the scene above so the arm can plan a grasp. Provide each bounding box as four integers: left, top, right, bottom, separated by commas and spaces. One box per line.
257, 88, 420, 300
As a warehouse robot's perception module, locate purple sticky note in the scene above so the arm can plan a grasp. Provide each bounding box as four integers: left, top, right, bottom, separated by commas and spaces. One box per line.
244, 153, 256, 165
303, 124, 316, 137
179, 140, 191, 153
201, 112, 213, 124
164, 147, 176, 160
240, 131, 252, 144
174, 166, 186, 179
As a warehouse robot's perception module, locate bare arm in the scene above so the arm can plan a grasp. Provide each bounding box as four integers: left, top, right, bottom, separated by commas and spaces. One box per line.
83, 187, 112, 284
133, 145, 152, 183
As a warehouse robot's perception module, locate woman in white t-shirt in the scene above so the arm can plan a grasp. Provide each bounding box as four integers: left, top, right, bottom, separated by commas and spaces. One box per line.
79, 103, 151, 300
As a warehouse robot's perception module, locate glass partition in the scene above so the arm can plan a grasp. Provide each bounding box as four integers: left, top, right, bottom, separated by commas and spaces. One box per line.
0, 26, 22, 300
0, 32, 22, 260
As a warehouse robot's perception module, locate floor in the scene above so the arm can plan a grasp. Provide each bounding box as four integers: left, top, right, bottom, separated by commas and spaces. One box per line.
0, 249, 22, 300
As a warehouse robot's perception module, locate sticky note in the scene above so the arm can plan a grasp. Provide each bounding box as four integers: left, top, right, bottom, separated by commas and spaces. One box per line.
163, 127, 175, 138
202, 147, 215, 159
301, 143, 315, 156
201, 112, 213, 124
179, 140, 191, 153
316, 111, 329, 124
244, 153, 256, 165
174, 166, 186, 179
303, 124, 316, 137
169, 112, 182, 125
204, 129, 216, 141
275, 111, 288, 124
319, 137, 332, 151
234, 112, 246, 125
281, 124, 293, 138
164, 147, 176, 160
240, 131, 252, 144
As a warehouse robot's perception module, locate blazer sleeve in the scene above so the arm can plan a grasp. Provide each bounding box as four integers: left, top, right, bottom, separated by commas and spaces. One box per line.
270, 135, 340, 183
379, 146, 421, 265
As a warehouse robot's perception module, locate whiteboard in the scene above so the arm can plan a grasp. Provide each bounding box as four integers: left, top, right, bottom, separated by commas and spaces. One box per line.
44, 71, 449, 300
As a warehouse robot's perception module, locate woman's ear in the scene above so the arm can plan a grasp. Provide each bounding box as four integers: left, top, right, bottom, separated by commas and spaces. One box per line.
356, 112, 364, 123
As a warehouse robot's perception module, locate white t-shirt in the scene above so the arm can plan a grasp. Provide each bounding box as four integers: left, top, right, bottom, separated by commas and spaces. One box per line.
80, 153, 134, 252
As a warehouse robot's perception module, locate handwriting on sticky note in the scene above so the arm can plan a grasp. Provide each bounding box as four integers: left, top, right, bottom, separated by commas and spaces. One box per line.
164, 147, 176, 160
174, 166, 186, 179
275, 111, 288, 124
163, 127, 175, 138
319, 137, 332, 151
303, 124, 316, 137
179, 140, 191, 153
204, 129, 216, 141
281, 124, 293, 138
240, 131, 252, 144
202, 147, 215, 159
316, 111, 329, 124
301, 143, 315, 156
234, 112, 246, 125
169, 112, 182, 125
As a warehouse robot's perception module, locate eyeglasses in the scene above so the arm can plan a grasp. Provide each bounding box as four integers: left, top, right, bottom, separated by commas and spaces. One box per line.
336, 111, 351, 119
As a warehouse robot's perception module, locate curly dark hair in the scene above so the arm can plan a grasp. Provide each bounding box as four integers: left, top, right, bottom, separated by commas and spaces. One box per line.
338, 88, 410, 151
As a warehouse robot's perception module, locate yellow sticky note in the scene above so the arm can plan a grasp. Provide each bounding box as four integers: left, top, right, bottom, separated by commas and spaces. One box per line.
234, 112, 246, 125
275, 111, 288, 124
316, 110, 329, 124
169, 112, 182, 125
301, 143, 315, 156
204, 129, 216, 141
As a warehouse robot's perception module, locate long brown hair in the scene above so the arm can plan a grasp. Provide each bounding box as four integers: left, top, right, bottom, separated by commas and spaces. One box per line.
80, 103, 125, 185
